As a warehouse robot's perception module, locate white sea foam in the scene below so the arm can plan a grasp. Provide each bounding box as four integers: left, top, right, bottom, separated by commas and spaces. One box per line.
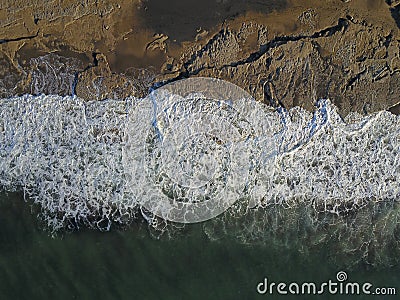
0, 80, 399, 231
0, 95, 133, 230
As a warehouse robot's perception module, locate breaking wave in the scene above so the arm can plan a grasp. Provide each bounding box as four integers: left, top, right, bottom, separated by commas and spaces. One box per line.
0, 77, 399, 265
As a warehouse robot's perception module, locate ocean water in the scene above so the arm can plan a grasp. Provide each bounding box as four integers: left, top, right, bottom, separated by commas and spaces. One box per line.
1, 192, 400, 300
0, 78, 399, 298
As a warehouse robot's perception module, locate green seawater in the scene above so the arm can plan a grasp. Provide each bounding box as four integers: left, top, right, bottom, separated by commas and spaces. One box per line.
0, 192, 399, 300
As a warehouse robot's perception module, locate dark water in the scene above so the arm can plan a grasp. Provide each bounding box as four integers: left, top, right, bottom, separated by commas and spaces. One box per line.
139, 0, 288, 42
0, 192, 399, 300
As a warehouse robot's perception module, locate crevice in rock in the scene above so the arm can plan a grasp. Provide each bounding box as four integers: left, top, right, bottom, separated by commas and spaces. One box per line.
346, 69, 367, 89
0, 31, 39, 44
150, 18, 350, 100
263, 80, 286, 109
197, 18, 349, 73
383, 32, 393, 48
345, 14, 372, 27
390, 4, 400, 29
72, 52, 99, 96
156, 18, 349, 90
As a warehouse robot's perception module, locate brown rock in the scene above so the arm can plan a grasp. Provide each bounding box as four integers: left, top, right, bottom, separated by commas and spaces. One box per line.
0, 0, 399, 115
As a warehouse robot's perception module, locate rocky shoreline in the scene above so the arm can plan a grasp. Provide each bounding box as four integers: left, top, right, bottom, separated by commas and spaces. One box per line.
1, 0, 399, 115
